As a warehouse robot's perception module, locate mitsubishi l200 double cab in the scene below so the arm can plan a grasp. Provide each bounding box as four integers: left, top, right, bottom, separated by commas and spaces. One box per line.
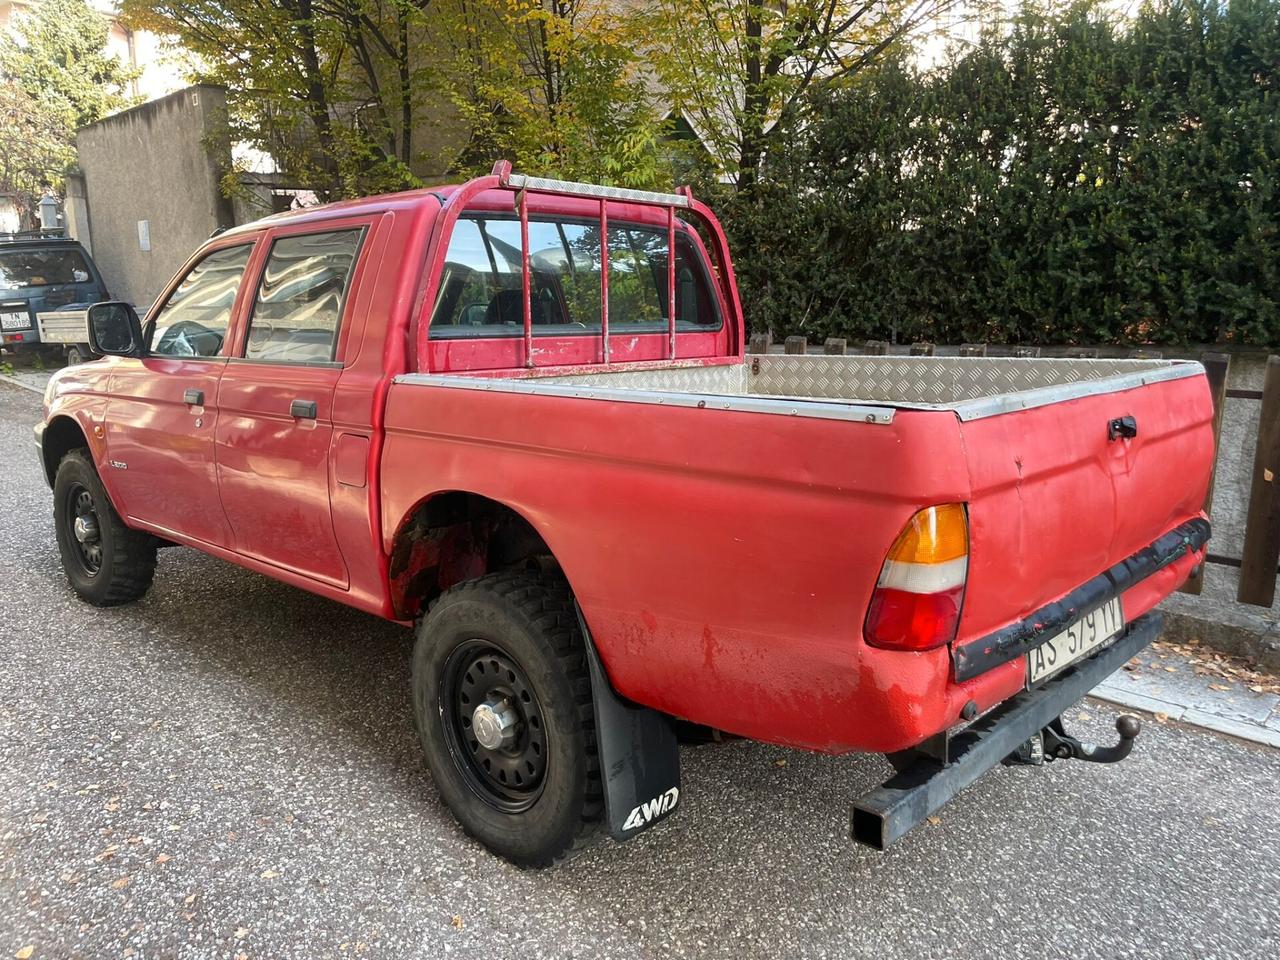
35, 164, 1214, 866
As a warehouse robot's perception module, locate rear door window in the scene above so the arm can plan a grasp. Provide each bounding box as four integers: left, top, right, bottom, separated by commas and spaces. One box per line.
242, 229, 364, 364
430, 216, 721, 338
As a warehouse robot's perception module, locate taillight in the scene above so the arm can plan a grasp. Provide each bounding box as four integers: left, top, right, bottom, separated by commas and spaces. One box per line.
864, 503, 968, 651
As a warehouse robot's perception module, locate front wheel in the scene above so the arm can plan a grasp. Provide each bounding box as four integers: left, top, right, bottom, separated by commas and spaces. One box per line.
411, 571, 602, 867
53, 450, 157, 606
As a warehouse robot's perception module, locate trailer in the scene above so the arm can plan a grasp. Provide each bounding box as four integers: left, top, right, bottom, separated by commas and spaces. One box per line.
36, 309, 95, 365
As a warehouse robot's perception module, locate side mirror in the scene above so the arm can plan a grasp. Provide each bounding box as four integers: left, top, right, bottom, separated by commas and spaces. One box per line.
86, 301, 145, 358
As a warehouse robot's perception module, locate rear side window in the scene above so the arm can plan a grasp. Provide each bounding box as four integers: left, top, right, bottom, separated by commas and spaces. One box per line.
430, 215, 721, 338
243, 229, 363, 363
150, 244, 253, 358
0, 247, 93, 289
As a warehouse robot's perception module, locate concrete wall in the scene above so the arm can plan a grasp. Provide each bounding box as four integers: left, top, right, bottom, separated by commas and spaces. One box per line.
75, 85, 234, 309
63, 174, 92, 256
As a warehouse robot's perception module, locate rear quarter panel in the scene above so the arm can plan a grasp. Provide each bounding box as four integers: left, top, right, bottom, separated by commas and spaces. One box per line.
380, 383, 1018, 753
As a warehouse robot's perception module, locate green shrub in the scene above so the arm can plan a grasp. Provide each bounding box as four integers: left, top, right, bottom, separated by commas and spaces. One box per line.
724, 0, 1280, 346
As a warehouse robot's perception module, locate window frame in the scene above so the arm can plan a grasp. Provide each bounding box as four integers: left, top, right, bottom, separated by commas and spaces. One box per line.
143, 239, 259, 361
428, 211, 725, 342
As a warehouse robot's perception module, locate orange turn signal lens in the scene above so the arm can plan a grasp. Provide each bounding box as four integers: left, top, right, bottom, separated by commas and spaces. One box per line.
885, 502, 969, 565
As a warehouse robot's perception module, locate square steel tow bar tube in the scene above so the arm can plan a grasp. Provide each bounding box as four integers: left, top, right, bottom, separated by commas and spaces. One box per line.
852, 612, 1162, 850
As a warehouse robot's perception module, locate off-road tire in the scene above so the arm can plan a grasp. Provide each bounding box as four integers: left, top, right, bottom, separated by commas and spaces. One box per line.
411, 571, 602, 867
53, 450, 157, 606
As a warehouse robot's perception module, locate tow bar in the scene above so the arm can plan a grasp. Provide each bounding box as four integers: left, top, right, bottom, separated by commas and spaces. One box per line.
1005, 714, 1142, 766
851, 612, 1160, 850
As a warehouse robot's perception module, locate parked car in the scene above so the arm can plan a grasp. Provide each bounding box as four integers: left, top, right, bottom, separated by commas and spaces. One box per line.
0, 233, 109, 362
33, 164, 1215, 867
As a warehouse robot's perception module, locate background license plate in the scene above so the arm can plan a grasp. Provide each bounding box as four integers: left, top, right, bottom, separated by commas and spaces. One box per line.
0, 311, 29, 330
1027, 597, 1124, 685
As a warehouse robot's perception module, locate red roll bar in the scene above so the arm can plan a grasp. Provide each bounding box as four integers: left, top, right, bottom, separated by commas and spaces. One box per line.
414, 161, 744, 373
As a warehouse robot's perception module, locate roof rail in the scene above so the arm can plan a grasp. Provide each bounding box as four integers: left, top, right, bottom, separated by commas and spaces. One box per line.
0, 228, 69, 242
503, 171, 690, 209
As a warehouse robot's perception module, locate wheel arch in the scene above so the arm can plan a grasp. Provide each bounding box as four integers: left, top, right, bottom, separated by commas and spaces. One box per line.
41, 414, 92, 487
387, 490, 575, 622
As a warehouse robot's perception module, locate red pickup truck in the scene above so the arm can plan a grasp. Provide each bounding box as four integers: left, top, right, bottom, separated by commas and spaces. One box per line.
35, 164, 1214, 866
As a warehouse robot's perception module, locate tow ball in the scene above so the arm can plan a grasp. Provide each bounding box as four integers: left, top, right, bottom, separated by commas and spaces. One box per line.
1005, 714, 1142, 766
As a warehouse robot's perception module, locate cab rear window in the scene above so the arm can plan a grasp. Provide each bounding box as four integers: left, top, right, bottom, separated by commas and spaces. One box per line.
0, 247, 93, 289
430, 215, 722, 339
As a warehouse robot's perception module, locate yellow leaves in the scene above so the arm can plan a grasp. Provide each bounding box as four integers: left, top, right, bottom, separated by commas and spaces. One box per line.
16, 947, 35, 960
451, 915, 464, 930
259, 870, 280, 879
111, 876, 130, 890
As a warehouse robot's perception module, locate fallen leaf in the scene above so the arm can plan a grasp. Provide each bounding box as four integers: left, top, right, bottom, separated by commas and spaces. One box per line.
183, 912, 196, 922
1163, 666, 1178, 673
235, 954, 248, 960
926, 815, 942, 826
155, 854, 171, 865
111, 876, 130, 890
259, 870, 279, 879
773, 759, 787, 768
1154, 712, 1170, 723
234, 927, 250, 940
104, 800, 120, 813
1208, 683, 1231, 692
183, 894, 197, 906
123, 949, 135, 958
16, 947, 35, 960
451, 915, 464, 930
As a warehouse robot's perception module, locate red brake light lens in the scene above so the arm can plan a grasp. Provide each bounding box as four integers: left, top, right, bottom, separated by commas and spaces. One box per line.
864, 504, 968, 652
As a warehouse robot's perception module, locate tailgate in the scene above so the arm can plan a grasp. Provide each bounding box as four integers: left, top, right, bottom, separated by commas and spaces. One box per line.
954, 367, 1214, 670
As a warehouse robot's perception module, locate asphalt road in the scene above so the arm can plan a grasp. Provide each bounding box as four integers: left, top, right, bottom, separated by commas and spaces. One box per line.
2, 380, 1279, 960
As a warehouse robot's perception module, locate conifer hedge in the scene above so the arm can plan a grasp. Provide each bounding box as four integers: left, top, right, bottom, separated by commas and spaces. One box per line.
721, 0, 1279, 346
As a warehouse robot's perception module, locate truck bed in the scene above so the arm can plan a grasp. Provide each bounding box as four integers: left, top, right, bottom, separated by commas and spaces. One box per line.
403, 354, 1201, 423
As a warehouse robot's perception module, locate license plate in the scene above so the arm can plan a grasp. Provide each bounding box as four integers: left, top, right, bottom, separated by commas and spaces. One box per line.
1027, 597, 1124, 686
0, 310, 30, 331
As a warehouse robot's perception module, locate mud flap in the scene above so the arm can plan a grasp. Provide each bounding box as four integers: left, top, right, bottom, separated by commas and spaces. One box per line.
576, 606, 681, 841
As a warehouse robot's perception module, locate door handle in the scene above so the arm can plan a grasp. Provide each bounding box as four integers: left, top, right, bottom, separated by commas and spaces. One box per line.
183, 388, 204, 406
290, 399, 318, 420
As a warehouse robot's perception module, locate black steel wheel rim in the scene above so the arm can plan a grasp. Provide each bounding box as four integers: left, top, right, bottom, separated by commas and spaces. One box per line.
440, 639, 548, 813
64, 482, 103, 576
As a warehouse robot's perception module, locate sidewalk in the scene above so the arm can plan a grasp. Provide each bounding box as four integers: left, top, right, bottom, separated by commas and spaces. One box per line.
1092, 637, 1280, 748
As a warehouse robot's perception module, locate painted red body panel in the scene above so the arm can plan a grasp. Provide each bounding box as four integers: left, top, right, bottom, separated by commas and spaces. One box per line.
39, 179, 1214, 757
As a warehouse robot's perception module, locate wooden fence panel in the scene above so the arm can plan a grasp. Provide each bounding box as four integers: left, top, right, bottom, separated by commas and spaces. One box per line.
1238, 356, 1280, 607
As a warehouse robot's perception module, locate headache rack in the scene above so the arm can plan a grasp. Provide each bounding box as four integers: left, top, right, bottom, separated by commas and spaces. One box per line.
416, 160, 743, 373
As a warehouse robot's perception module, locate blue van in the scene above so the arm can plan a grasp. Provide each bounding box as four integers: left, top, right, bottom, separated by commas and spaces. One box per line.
0, 234, 110, 355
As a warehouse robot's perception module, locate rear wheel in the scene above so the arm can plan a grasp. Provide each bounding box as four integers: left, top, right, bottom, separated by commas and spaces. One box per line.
411, 571, 602, 867
53, 450, 156, 606
65, 345, 85, 366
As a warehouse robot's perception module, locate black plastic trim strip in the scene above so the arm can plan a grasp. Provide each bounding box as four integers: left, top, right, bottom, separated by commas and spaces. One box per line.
952, 518, 1210, 682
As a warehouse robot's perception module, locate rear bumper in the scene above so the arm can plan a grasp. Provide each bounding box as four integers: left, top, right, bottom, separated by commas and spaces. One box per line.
853, 611, 1161, 849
